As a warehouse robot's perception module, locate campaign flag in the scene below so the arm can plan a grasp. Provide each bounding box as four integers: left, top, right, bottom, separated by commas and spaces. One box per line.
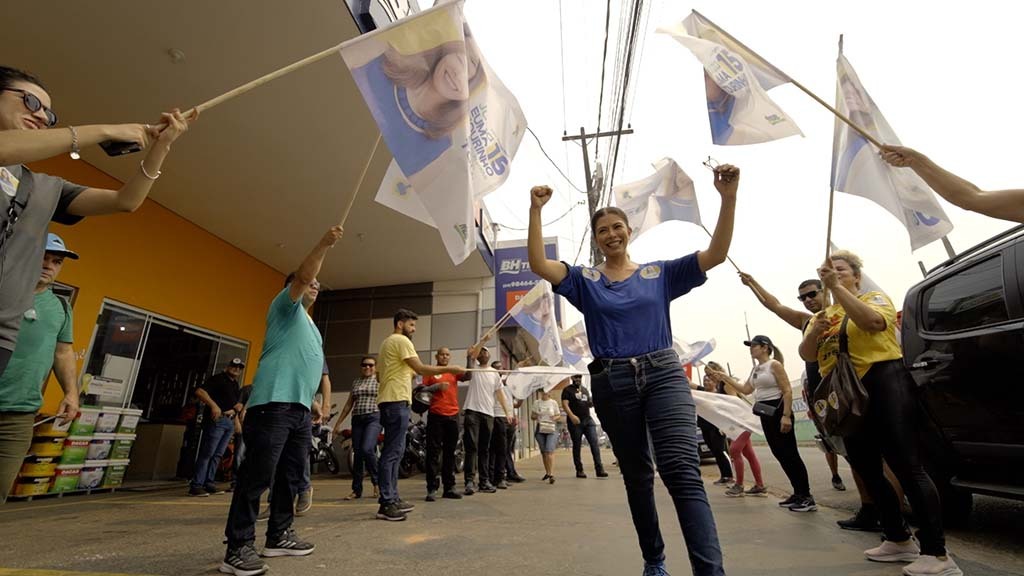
692, 389, 763, 436
658, 12, 802, 145
673, 337, 716, 366
374, 160, 435, 227
341, 1, 527, 263
559, 321, 592, 371
613, 158, 701, 242
507, 281, 563, 366
832, 53, 952, 251
505, 366, 577, 400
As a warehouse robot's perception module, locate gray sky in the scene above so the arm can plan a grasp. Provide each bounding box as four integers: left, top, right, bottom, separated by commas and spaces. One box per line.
465, 0, 1021, 380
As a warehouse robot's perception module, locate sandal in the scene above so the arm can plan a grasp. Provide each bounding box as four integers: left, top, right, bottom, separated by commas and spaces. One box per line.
372, 485, 380, 498
343, 492, 361, 501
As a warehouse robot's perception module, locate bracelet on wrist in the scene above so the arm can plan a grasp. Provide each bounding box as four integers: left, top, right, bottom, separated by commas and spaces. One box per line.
139, 161, 161, 180
68, 126, 80, 160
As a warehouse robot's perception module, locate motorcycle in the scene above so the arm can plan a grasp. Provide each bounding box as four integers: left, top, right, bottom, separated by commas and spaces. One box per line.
399, 419, 427, 478
309, 405, 341, 475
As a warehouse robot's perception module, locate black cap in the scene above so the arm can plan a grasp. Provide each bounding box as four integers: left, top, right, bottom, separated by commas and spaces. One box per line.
743, 335, 773, 347
228, 358, 246, 368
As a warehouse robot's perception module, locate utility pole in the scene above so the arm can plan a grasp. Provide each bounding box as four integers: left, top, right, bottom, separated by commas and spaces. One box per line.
562, 126, 633, 266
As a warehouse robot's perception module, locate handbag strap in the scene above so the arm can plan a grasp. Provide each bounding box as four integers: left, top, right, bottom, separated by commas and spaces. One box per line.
838, 316, 851, 355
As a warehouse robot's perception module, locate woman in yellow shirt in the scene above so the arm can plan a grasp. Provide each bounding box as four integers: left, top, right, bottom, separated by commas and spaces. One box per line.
799, 250, 960, 576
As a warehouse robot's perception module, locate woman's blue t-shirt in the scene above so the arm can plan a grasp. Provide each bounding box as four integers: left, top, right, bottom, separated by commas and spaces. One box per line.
553, 252, 706, 359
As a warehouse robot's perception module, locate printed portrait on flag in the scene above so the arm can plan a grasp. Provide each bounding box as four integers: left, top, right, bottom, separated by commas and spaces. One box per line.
348, 21, 485, 181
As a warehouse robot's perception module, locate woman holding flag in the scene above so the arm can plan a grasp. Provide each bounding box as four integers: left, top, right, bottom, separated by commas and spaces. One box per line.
526, 162, 739, 576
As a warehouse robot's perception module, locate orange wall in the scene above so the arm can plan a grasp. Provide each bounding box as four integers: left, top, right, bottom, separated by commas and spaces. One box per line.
26, 156, 284, 413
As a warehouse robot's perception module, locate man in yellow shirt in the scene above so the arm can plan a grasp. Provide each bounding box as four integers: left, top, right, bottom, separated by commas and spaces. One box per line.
375, 308, 465, 521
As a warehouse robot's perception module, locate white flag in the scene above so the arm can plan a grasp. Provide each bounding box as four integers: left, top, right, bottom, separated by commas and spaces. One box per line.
341, 1, 527, 263
559, 321, 592, 371
505, 366, 576, 400
614, 158, 701, 242
673, 337, 715, 366
829, 242, 882, 294
692, 389, 763, 436
508, 281, 563, 366
374, 160, 435, 227
658, 12, 802, 146
832, 54, 952, 251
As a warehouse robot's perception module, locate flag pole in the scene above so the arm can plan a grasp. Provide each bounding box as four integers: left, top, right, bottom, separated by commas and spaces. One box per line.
340, 133, 383, 225
821, 35, 844, 309
691, 11, 883, 148
700, 224, 741, 272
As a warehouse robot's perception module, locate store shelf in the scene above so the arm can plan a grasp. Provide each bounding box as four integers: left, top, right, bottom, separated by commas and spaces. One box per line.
7, 486, 118, 502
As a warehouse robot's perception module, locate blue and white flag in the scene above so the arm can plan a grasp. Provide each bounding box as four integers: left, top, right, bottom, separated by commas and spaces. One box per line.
673, 337, 716, 366
613, 158, 701, 242
505, 366, 576, 400
559, 321, 591, 371
658, 12, 802, 146
507, 281, 562, 366
341, 1, 526, 264
692, 390, 763, 436
832, 54, 952, 251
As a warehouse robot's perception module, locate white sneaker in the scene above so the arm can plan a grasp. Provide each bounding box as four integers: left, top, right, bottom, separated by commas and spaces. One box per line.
902, 555, 963, 576
865, 539, 921, 563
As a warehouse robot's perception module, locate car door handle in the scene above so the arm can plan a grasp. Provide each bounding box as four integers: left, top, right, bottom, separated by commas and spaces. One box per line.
911, 353, 954, 369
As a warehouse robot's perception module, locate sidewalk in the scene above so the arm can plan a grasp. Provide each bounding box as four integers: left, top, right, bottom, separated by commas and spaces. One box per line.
0, 448, 1019, 576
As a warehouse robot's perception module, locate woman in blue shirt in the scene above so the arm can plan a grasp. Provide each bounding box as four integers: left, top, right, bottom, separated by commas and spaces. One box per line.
527, 164, 739, 576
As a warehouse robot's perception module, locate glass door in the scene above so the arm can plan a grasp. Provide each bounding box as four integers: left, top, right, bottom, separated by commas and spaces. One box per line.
80, 303, 149, 407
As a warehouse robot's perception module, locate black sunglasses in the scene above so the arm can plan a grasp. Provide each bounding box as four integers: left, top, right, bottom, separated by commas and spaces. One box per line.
360, 363, 375, 368
4, 89, 57, 127
797, 289, 821, 301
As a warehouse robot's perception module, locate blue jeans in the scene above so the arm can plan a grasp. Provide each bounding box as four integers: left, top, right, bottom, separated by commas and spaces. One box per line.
377, 401, 409, 505
224, 403, 311, 547
568, 417, 605, 473
590, 348, 725, 576
192, 416, 235, 489
351, 412, 381, 496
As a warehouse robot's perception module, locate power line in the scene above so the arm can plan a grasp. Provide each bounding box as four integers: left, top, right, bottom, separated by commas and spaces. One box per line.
527, 126, 586, 194
558, 0, 568, 133
594, 0, 612, 158
493, 201, 583, 231
606, 0, 646, 197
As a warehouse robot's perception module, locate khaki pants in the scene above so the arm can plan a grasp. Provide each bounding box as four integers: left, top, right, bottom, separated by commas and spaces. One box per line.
0, 412, 35, 503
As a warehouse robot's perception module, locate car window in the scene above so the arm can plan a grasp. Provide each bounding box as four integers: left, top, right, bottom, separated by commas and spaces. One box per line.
923, 255, 1009, 332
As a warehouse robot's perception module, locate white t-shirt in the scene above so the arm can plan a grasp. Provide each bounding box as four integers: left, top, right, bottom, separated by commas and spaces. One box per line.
532, 398, 561, 431
465, 367, 503, 416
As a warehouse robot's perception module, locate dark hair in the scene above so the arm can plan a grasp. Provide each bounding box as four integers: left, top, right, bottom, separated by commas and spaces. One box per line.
284, 272, 296, 288
0, 66, 46, 92
360, 355, 376, 364
798, 279, 822, 291
590, 206, 629, 235
394, 308, 418, 326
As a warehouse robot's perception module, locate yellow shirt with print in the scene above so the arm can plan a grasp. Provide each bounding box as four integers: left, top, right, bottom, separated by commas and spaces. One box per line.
810, 291, 903, 379
377, 333, 417, 404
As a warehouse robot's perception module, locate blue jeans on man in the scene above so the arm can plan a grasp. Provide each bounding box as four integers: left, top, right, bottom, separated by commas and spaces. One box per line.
192, 415, 236, 490
590, 349, 725, 576
351, 412, 381, 496
377, 401, 410, 505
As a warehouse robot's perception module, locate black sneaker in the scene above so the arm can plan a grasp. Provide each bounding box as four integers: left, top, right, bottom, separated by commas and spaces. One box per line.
220, 543, 267, 576
837, 506, 882, 532
397, 499, 415, 513
509, 474, 526, 483
442, 490, 463, 500
789, 496, 818, 513
479, 483, 497, 493
576, 470, 587, 478
464, 481, 476, 496
496, 480, 509, 489
713, 477, 734, 486
425, 491, 437, 502
832, 475, 847, 491
595, 469, 609, 478
778, 494, 800, 508
188, 486, 210, 497
376, 502, 407, 522
205, 484, 226, 495
262, 528, 315, 557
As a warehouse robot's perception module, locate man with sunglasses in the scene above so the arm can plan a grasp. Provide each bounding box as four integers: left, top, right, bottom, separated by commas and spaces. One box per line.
0, 66, 192, 378
738, 272, 885, 532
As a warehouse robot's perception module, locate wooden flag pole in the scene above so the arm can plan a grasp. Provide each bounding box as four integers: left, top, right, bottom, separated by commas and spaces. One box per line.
340, 133, 383, 226
699, 224, 741, 272
691, 11, 884, 149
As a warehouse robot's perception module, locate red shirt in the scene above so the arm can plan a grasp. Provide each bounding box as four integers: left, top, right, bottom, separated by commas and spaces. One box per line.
425, 373, 459, 417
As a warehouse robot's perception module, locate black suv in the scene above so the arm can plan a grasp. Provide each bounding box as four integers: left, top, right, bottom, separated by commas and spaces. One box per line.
902, 224, 1024, 524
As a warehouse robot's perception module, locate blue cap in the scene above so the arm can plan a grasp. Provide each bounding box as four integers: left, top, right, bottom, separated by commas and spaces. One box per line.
45, 233, 79, 260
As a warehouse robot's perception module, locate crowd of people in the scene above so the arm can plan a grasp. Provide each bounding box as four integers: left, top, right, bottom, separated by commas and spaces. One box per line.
7, 61, 1017, 576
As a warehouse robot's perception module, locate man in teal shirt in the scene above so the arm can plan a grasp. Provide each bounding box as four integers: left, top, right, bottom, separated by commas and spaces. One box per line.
221, 224, 339, 576
0, 233, 79, 503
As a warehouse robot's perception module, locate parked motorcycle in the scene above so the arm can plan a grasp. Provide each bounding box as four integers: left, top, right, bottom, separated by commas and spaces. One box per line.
309, 405, 340, 475
338, 418, 465, 478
